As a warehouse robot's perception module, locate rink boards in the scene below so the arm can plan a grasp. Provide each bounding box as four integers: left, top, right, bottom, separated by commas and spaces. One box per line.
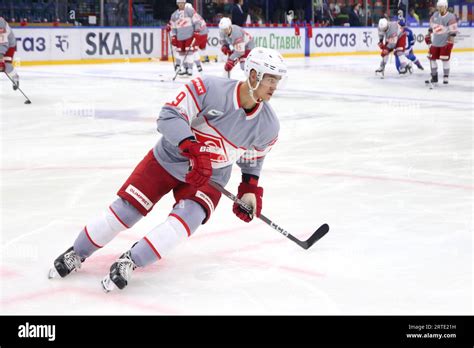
11, 26, 474, 65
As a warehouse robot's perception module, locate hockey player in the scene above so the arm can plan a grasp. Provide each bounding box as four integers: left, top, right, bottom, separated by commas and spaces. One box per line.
218, 17, 255, 76
185, 3, 209, 71
395, 19, 424, 73
424, 0, 458, 85
0, 17, 19, 90
48, 47, 287, 292
170, 0, 197, 76
375, 18, 413, 77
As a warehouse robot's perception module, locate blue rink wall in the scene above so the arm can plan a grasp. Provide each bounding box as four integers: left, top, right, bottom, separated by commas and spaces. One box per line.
11, 26, 474, 66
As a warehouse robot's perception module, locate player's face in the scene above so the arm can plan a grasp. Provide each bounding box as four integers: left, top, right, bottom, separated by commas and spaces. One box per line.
438, 5, 447, 14
178, 3, 185, 10
257, 74, 281, 101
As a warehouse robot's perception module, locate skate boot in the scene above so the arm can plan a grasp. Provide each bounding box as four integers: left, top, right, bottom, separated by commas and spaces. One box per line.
11, 73, 19, 90
186, 67, 193, 76
197, 64, 203, 72
48, 247, 84, 279
375, 66, 385, 78
415, 61, 424, 70
101, 250, 137, 292
443, 75, 449, 84
425, 74, 438, 89
399, 64, 413, 75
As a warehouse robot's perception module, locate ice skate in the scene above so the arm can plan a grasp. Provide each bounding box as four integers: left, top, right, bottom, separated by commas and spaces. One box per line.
11, 72, 19, 90
399, 64, 412, 75
101, 250, 137, 292
186, 67, 193, 77
48, 247, 84, 279
425, 74, 438, 89
443, 75, 449, 84
415, 61, 424, 70
197, 65, 203, 72
375, 66, 385, 78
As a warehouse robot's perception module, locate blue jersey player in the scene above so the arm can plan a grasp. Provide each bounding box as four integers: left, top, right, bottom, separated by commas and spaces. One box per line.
395, 20, 424, 73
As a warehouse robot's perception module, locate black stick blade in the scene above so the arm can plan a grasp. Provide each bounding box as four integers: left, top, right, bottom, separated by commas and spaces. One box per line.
299, 224, 330, 250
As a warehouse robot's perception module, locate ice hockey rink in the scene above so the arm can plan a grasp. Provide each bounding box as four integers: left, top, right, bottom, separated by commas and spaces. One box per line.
0, 52, 472, 315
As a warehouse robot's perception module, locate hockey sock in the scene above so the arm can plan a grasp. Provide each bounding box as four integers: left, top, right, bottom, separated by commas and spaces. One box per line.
430, 60, 438, 77
130, 199, 205, 267
442, 60, 450, 77
73, 198, 142, 258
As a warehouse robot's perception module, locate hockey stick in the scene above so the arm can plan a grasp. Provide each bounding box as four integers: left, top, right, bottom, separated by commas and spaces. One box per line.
173, 38, 196, 81
209, 181, 330, 250
4, 72, 31, 104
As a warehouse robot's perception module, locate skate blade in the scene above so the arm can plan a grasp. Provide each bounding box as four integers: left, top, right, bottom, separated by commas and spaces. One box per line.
48, 267, 60, 279
101, 275, 118, 293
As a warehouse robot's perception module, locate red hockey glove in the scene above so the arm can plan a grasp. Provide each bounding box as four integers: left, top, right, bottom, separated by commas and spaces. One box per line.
166, 24, 172, 33
221, 45, 232, 56
381, 48, 390, 57
233, 181, 263, 223
378, 41, 385, 50
224, 59, 237, 72
171, 36, 178, 47
0, 61, 5, 72
179, 138, 212, 188
424, 34, 432, 45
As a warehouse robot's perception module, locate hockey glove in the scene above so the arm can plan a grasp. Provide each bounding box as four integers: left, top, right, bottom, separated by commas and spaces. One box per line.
166, 24, 172, 33
233, 180, 263, 223
171, 36, 178, 47
381, 48, 390, 57
424, 34, 432, 45
0, 61, 4, 72
378, 41, 385, 50
179, 138, 213, 188
221, 45, 232, 56
224, 59, 237, 72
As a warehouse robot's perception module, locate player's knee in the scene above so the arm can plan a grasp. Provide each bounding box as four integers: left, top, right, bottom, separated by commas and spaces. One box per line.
109, 197, 143, 229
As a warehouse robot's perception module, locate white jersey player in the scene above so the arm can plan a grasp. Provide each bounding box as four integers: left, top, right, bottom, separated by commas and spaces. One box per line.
218, 17, 255, 75
424, 0, 458, 85
185, 3, 209, 72
48, 47, 288, 292
0, 17, 19, 89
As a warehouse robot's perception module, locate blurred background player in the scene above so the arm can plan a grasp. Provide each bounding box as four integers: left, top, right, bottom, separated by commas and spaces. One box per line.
424, 0, 458, 85
48, 47, 288, 292
218, 17, 255, 77
170, 0, 196, 76
396, 19, 424, 73
0, 16, 19, 90
375, 17, 412, 77
185, 3, 209, 72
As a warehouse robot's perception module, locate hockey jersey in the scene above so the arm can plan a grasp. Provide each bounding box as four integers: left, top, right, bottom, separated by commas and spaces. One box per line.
219, 25, 255, 61
378, 21, 402, 50
170, 7, 195, 41
0, 17, 16, 55
430, 11, 458, 47
154, 76, 279, 187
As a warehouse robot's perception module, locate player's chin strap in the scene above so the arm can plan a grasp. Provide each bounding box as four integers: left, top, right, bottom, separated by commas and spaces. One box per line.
247, 76, 263, 104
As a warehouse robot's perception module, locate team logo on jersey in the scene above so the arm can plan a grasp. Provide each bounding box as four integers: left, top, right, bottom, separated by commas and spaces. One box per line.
192, 77, 206, 96
192, 129, 227, 163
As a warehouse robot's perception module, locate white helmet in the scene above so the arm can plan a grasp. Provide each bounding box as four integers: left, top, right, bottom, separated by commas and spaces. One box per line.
378, 18, 388, 31
219, 17, 232, 31
437, 0, 448, 8
176, 0, 186, 4
244, 47, 287, 81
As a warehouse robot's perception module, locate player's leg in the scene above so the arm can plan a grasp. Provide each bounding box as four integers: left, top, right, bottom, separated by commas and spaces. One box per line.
440, 42, 453, 84
394, 34, 412, 74
407, 49, 423, 70
49, 150, 179, 278
193, 50, 202, 73
4, 46, 19, 90
426, 46, 441, 84
395, 54, 401, 73
102, 184, 221, 291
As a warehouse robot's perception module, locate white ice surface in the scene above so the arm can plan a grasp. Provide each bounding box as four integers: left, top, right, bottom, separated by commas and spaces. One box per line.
0, 53, 472, 315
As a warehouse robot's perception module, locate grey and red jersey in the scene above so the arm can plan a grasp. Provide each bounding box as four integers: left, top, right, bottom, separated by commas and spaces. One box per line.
154, 76, 279, 187
378, 21, 402, 50
219, 25, 255, 60
191, 10, 208, 35
0, 17, 16, 55
170, 7, 196, 40
429, 11, 458, 47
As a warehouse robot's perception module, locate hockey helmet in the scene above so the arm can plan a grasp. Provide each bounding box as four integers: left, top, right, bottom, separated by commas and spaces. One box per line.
437, 0, 448, 8
219, 17, 232, 31
244, 47, 287, 82
378, 18, 388, 31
